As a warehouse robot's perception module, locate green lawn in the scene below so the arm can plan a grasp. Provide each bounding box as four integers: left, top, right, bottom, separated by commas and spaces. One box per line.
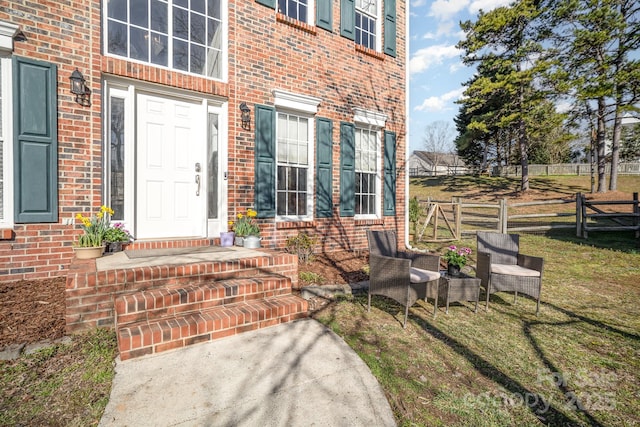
316, 175, 640, 426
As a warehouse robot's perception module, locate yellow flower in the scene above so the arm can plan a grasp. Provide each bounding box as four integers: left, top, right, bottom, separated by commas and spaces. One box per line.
247, 209, 257, 218
228, 221, 234, 226
237, 213, 244, 219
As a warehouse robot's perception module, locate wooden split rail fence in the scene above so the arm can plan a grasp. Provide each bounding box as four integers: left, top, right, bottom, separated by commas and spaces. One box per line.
414, 193, 639, 242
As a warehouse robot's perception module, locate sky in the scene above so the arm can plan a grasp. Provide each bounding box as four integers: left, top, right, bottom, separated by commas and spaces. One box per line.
408, 0, 513, 154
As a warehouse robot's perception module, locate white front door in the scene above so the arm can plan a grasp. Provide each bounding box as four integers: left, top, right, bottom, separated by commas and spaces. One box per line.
136, 93, 206, 239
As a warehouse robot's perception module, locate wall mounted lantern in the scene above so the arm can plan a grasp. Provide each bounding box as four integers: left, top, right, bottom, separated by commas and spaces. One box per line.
239, 102, 251, 130
69, 68, 91, 106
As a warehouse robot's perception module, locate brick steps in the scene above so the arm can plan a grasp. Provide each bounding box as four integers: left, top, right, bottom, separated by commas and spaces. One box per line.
115, 274, 308, 361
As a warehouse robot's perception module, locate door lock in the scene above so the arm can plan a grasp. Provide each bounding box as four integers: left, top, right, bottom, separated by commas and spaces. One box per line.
195, 162, 201, 173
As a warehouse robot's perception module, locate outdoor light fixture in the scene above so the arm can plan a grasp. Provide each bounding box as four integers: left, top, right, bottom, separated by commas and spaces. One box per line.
69, 68, 91, 106
239, 102, 251, 130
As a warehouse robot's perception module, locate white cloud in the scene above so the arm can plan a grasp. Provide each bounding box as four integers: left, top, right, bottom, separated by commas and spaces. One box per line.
429, 0, 469, 20
414, 88, 465, 112
436, 20, 455, 37
468, 0, 512, 14
449, 62, 464, 73
555, 100, 572, 114
409, 44, 461, 76
411, 0, 428, 7
422, 32, 437, 40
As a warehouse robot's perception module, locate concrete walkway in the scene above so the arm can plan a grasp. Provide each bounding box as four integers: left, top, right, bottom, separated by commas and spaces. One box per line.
100, 319, 396, 427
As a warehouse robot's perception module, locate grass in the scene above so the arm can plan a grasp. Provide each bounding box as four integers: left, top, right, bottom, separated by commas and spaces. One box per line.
0, 328, 118, 426
315, 175, 640, 426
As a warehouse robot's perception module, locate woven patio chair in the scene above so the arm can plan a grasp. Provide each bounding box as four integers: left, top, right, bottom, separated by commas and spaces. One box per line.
367, 230, 441, 327
476, 231, 544, 315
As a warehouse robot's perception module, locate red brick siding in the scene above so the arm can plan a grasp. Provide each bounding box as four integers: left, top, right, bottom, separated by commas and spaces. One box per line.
0, 0, 406, 281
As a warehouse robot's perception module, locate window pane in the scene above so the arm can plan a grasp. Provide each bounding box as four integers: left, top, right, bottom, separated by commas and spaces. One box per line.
130, 1, 148, 27
130, 27, 149, 61
175, 0, 188, 7
207, 112, 219, 219
150, 33, 168, 65
206, 47, 221, 78
278, 0, 286, 14
288, 117, 298, 142
192, 0, 205, 13
173, 39, 189, 71
288, 192, 297, 215
277, 166, 286, 190
299, 142, 308, 165
298, 192, 306, 216
208, 0, 221, 19
190, 44, 205, 74
355, 173, 361, 193
288, 142, 298, 164
173, 6, 189, 40
151, 0, 168, 32
277, 192, 286, 215
108, 0, 127, 21
287, 167, 297, 190
191, 12, 205, 44
298, 168, 306, 190
108, 20, 128, 56
110, 97, 126, 220
208, 18, 221, 48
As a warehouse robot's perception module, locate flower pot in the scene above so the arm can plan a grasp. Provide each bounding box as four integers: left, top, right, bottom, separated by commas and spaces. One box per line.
235, 236, 244, 246
243, 235, 262, 249
74, 246, 104, 259
105, 241, 123, 253
447, 264, 461, 277
220, 231, 235, 247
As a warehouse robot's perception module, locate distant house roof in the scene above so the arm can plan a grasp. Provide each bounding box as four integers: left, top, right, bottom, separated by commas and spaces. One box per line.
411, 151, 466, 167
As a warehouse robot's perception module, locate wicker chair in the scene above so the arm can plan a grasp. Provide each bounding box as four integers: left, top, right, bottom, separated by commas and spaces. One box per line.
366, 230, 441, 327
476, 231, 544, 315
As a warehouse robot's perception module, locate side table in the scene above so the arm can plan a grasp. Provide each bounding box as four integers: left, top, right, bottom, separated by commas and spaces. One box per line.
438, 272, 481, 314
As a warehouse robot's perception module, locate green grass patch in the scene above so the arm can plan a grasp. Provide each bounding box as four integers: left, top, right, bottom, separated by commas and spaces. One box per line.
0, 328, 117, 426
315, 175, 640, 426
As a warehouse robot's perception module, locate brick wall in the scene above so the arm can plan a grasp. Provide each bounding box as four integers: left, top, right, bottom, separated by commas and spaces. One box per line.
0, 1, 101, 281
0, 0, 407, 281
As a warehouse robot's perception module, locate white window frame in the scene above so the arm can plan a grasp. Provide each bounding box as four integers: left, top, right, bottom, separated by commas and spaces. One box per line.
355, 0, 381, 52
277, 0, 315, 25
353, 108, 387, 220
102, 0, 229, 82
0, 21, 19, 227
273, 90, 321, 222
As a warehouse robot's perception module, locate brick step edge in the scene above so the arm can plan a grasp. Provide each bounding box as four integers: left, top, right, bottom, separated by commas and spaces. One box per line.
117, 295, 308, 361
114, 275, 292, 325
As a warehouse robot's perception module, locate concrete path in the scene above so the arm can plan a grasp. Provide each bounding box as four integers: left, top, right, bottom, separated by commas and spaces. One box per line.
100, 319, 396, 427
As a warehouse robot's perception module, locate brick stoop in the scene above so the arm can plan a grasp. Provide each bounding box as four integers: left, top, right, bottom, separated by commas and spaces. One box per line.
115, 274, 308, 360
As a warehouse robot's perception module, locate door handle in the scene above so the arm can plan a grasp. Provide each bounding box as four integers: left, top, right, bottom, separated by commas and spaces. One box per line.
195, 174, 201, 196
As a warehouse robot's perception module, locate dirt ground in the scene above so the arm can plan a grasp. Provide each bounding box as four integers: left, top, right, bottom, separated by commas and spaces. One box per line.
0, 252, 368, 350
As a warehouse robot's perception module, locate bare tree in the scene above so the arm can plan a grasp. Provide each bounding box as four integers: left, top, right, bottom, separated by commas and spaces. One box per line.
422, 121, 454, 176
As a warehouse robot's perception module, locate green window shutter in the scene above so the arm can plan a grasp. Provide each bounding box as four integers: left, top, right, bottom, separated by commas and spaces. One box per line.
13, 56, 58, 223
384, 0, 397, 57
340, 0, 355, 40
316, 0, 333, 32
316, 118, 333, 218
254, 104, 276, 218
339, 122, 355, 217
256, 0, 276, 9
383, 131, 396, 216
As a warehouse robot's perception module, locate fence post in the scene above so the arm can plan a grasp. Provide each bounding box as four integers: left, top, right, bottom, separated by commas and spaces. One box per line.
634, 192, 639, 238
576, 193, 582, 237
500, 198, 508, 233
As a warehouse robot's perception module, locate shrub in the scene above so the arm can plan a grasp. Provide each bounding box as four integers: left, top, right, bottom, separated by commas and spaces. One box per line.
285, 232, 318, 264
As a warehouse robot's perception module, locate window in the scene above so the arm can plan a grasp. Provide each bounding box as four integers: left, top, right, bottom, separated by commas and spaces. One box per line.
278, 0, 309, 22
355, 127, 379, 216
105, 0, 225, 79
109, 96, 126, 220
355, 0, 378, 50
276, 112, 312, 219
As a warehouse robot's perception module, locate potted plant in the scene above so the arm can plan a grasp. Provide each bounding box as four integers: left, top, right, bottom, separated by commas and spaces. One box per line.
443, 245, 472, 276
104, 222, 133, 253
232, 208, 260, 247
74, 206, 114, 259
